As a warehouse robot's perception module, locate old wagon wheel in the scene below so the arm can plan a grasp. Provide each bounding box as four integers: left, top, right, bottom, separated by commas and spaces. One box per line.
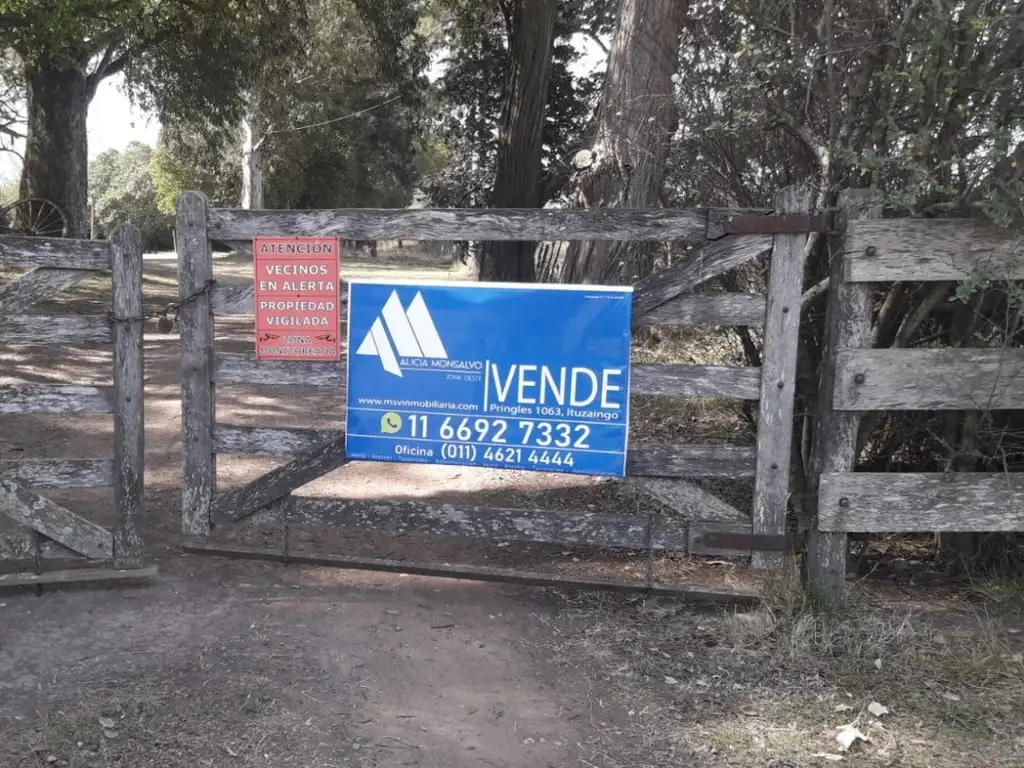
1, 197, 69, 237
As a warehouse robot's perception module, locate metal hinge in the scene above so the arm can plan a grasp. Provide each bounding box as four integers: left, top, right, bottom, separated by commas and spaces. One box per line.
722, 213, 835, 236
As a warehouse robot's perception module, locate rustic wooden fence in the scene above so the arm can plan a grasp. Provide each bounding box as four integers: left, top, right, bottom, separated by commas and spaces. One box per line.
175, 186, 828, 600
806, 189, 1024, 604
0, 228, 155, 587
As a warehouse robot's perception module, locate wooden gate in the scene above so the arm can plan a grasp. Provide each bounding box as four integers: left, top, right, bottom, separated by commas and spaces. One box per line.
176, 187, 825, 601
0, 229, 155, 587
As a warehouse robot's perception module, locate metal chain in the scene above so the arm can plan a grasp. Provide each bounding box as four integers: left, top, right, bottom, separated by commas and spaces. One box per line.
108, 278, 216, 325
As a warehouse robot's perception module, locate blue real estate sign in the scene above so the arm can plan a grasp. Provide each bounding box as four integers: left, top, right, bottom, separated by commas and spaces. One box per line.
345, 279, 633, 477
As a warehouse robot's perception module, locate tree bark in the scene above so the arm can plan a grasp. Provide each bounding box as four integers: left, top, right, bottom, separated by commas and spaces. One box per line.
477, 0, 558, 283
240, 102, 265, 209
19, 59, 89, 239
560, 0, 687, 285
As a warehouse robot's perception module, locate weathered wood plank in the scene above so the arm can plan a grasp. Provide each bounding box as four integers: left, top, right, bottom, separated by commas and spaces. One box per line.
212, 282, 347, 317
632, 235, 772, 319
0, 459, 114, 488
845, 219, 1024, 282
0, 267, 96, 314
284, 496, 690, 551
806, 189, 882, 605
0, 565, 158, 588
208, 207, 723, 243
213, 423, 756, 478
0, 234, 111, 270
819, 473, 1024, 532
211, 437, 348, 524
110, 226, 146, 569
211, 282, 258, 316
0, 531, 84, 561
0, 314, 112, 344
834, 348, 1024, 411
0, 384, 114, 414
0, 476, 113, 559
215, 352, 346, 388
213, 424, 343, 455
627, 442, 756, 478
636, 293, 766, 328
752, 186, 812, 569
216, 359, 761, 398
177, 191, 217, 536
631, 477, 748, 521
632, 363, 761, 400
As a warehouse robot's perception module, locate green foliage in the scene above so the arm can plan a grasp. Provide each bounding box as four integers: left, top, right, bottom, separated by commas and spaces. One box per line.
153, 0, 426, 211
149, 123, 241, 213
88, 141, 172, 250
0, 0, 309, 131
666, 0, 1024, 220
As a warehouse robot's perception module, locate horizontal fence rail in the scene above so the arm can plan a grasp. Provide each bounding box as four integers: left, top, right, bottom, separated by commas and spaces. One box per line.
844, 219, 1023, 282
213, 352, 764, 400
207, 207, 781, 243
212, 281, 769, 330
0, 314, 113, 345
0, 383, 115, 414
211, 423, 758, 478
819, 473, 1024, 532
833, 348, 1024, 410
0, 235, 112, 270
0, 459, 115, 488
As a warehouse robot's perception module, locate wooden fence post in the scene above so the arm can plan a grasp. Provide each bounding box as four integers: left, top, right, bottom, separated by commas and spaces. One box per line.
805, 188, 882, 606
752, 185, 813, 569
177, 191, 216, 536
111, 225, 146, 569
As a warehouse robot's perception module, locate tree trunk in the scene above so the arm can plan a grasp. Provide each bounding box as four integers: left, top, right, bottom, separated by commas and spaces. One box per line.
19, 59, 89, 239
240, 105, 265, 209
477, 0, 558, 283
560, 0, 687, 285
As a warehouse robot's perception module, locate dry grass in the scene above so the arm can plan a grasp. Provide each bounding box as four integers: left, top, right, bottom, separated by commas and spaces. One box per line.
530, 576, 1024, 768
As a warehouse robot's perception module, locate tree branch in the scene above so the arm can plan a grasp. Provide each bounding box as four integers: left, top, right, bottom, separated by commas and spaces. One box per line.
0, 12, 31, 28
582, 28, 609, 56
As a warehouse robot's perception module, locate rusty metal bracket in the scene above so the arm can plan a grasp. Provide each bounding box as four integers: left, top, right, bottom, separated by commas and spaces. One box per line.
723, 213, 835, 236
695, 530, 807, 553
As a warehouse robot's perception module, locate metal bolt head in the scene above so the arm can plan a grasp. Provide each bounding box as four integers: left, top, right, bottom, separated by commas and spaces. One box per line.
864, 246, 877, 258
854, 373, 866, 384
839, 497, 850, 507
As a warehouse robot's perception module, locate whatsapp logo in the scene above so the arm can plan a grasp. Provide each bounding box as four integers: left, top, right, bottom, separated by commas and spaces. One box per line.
380, 412, 403, 434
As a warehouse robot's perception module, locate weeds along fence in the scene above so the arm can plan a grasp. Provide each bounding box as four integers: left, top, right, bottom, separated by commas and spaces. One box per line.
174, 186, 830, 599
0, 228, 154, 587
807, 189, 1024, 605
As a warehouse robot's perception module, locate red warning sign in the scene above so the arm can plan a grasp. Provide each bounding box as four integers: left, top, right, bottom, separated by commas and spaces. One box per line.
253, 237, 342, 361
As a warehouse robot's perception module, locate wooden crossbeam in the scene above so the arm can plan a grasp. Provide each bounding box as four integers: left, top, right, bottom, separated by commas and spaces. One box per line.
0, 267, 98, 314
632, 477, 748, 522
0, 236, 110, 270
0, 476, 113, 559
632, 235, 773, 320
211, 436, 349, 524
